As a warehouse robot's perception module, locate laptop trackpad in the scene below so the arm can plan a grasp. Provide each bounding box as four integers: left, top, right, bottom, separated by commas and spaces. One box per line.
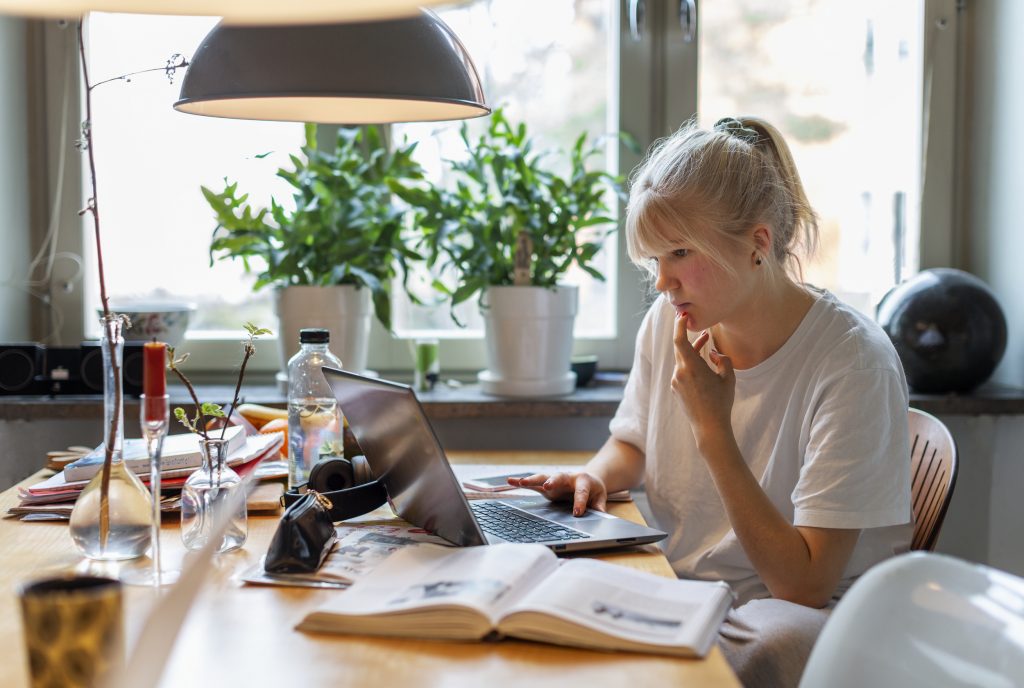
513, 497, 616, 524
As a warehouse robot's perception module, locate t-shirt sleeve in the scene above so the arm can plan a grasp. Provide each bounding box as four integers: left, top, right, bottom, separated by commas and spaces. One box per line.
608, 304, 658, 454
792, 367, 912, 529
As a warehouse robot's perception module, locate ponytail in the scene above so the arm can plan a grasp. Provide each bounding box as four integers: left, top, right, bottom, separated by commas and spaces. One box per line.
739, 117, 819, 269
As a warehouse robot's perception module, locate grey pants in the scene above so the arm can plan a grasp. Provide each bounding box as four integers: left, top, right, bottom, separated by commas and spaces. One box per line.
718, 598, 833, 688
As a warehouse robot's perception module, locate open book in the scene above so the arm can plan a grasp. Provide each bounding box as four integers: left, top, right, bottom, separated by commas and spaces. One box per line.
297, 543, 734, 658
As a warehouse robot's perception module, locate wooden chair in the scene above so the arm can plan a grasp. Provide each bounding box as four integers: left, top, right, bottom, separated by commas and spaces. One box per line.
908, 408, 958, 551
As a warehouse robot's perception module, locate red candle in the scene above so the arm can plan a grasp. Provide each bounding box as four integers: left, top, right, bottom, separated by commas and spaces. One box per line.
143, 342, 167, 422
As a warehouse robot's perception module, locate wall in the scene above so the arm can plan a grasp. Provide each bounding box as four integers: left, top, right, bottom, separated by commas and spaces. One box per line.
965, 0, 1024, 388
0, 17, 31, 341
923, 414, 1024, 577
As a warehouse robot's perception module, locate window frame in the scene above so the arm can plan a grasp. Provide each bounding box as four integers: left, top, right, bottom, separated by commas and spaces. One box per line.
39, 0, 959, 376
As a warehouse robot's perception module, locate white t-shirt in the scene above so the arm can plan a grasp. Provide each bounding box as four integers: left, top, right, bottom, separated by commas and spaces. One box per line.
610, 289, 912, 605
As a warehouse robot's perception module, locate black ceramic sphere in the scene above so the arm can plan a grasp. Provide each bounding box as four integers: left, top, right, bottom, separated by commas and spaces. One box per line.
876, 268, 1007, 394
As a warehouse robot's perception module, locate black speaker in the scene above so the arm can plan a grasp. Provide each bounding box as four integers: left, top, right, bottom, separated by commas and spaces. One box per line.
78, 341, 144, 396
0, 341, 144, 396
0, 344, 45, 394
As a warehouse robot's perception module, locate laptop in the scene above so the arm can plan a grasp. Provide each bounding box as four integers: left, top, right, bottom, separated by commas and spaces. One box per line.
323, 367, 666, 553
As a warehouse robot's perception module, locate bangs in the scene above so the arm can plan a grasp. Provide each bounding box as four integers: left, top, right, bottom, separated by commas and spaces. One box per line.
625, 189, 722, 271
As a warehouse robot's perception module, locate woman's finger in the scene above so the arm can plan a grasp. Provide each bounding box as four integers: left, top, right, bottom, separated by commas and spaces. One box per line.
692, 329, 710, 354
572, 477, 592, 517
506, 473, 549, 487
710, 349, 735, 384
541, 472, 575, 495
674, 315, 709, 365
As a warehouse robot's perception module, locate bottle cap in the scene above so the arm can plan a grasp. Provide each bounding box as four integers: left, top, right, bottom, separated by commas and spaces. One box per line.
299, 328, 330, 344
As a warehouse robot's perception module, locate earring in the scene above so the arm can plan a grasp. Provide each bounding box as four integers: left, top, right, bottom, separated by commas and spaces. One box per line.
755, 256, 762, 266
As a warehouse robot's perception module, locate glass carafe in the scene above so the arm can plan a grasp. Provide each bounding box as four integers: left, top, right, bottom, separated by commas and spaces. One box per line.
69, 315, 152, 560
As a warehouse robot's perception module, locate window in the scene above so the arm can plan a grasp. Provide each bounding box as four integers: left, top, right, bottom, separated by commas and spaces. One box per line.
81, 13, 304, 341
390, 0, 617, 339
54, 1, 956, 375
696, 0, 928, 313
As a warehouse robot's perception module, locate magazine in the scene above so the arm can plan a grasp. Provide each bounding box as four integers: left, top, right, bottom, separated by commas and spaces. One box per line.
297, 543, 733, 658
63, 425, 247, 481
240, 522, 453, 589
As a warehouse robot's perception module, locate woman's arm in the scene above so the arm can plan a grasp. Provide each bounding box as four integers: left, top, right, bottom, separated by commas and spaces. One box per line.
697, 430, 860, 607
508, 436, 646, 515
673, 318, 858, 607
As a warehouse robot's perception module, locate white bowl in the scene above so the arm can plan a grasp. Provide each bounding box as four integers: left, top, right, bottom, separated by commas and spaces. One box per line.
99, 302, 195, 345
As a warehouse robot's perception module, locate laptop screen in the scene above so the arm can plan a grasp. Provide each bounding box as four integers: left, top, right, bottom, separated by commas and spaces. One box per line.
323, 367, 487, 547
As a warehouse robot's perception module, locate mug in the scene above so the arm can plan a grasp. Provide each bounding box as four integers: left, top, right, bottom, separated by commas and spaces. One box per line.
19, 575, 124, 688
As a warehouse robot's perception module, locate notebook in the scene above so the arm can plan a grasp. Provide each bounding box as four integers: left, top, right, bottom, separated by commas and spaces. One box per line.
323, 368, 666, 553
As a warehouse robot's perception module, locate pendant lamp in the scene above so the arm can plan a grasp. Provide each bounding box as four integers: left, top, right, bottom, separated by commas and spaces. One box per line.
0, 0, 461, 24
174, 11, 490, 124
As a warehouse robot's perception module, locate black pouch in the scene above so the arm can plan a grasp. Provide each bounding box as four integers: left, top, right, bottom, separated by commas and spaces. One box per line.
264, 490, 337, 574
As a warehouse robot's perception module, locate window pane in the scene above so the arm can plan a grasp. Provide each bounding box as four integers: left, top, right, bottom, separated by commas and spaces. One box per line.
82, 13, 303, 337
698, 0, 923, 313
391, 0, 617, 338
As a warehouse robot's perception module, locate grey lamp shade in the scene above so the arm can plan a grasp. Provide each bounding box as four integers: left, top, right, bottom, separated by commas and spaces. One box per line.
174, 12, 490, 125
0, 1, 463, 24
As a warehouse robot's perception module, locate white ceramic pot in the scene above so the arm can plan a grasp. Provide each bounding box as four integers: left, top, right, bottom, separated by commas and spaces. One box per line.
478, 285, 578, 397
273, 285, 372, 376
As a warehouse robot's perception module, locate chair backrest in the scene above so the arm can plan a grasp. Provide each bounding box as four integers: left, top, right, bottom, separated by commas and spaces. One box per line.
908, 408, 958, 551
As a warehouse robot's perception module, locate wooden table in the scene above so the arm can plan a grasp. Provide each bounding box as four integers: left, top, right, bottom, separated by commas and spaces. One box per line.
0, 451, 738, 687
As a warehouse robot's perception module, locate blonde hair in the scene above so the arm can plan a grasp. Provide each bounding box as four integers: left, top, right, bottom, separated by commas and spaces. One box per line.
626, 116, 818, 280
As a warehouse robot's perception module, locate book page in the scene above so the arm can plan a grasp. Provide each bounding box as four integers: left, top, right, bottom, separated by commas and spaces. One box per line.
310, 543, 558, 620
504, 558, 733, 651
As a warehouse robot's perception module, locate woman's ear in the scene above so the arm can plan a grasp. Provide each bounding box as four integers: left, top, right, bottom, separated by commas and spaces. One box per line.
751, 224, 772, 263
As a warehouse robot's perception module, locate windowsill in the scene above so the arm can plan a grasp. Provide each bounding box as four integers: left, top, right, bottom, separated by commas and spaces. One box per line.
3, 379, 1024, 421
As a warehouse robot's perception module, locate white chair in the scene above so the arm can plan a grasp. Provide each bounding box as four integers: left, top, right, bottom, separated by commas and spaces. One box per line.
800, 552, 1024, 688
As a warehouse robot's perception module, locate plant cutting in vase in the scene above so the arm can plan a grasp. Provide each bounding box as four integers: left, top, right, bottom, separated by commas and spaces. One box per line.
167, 322, 271, 552
392, 108, 626, 396
203, 124, 429, 374
69, 20, 189, 560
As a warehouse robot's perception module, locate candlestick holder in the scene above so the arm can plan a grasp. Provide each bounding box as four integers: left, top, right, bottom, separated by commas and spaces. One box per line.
124, 394, 180, 587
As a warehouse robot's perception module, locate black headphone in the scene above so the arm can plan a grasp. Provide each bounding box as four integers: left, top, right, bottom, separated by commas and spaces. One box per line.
281, 455, 387, 522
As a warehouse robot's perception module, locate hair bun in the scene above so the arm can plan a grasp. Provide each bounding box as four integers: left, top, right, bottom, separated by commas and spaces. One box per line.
713, 117, 760, 145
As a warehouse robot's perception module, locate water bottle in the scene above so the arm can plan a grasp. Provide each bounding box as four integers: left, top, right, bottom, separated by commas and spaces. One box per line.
287, 328, 343, 489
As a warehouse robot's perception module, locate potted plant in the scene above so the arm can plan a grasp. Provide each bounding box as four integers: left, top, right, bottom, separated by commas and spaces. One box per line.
393, 109, 624, 396
203, 124, 426, 376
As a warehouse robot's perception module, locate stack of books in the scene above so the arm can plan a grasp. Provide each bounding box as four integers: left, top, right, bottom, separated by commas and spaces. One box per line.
9, 426, 285, 519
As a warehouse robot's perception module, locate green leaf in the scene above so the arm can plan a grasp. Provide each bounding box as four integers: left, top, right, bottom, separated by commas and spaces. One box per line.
201, 402, 225, 418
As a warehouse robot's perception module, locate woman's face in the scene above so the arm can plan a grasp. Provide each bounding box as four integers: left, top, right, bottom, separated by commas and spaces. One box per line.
651, 231, 754, 331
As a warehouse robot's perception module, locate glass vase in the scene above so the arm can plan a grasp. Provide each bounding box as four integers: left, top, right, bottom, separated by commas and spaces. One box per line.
180, 437, 248, 553
69, 315, 152, 561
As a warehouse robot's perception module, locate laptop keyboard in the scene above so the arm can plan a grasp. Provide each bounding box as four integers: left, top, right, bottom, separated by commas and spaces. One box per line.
471, 501, 591, 543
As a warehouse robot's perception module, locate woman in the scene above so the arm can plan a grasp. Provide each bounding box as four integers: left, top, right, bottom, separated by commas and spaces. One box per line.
510, 117, 912, 686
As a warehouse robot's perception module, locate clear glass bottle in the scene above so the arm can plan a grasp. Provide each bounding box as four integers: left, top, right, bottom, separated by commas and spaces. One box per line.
69, 315, 152, 561
287, 328, 343, 489
180, 437, 247, 552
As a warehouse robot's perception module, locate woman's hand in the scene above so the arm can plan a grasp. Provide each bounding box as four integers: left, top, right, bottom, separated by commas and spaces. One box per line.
672, 315, 736, 449
506, 472, 608, 516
